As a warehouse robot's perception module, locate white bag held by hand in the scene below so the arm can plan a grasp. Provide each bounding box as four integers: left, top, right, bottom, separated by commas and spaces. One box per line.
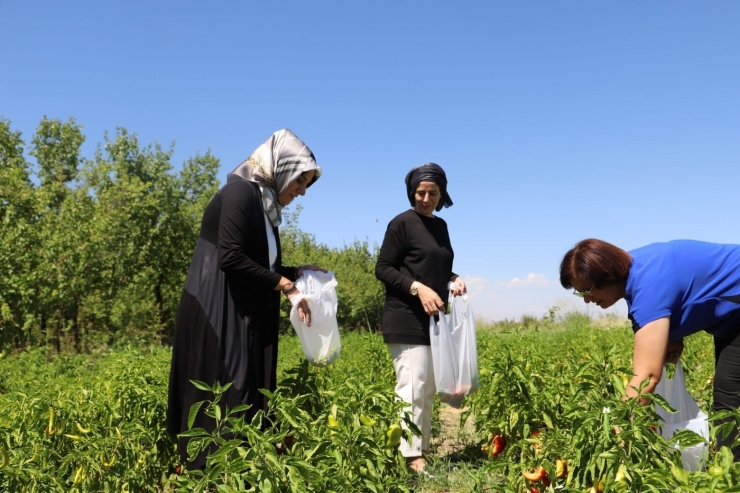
654, 361, 709, 471
289, 270, 341, 367
429, 294, 480, 408
449, 294, 480, 397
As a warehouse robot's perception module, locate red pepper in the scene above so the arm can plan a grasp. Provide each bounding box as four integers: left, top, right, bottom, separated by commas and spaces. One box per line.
490, 434, 506, 457
522, 465, 547, 482
482, 434, 507, 458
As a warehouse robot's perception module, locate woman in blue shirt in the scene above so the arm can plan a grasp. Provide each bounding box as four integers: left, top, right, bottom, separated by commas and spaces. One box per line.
559, 238, 740, 459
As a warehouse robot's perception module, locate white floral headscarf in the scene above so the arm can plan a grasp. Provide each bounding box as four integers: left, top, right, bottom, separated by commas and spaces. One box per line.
228, 129, 321, 227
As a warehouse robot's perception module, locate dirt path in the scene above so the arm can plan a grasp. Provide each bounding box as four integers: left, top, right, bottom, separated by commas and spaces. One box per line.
431, 404, 477, 458
414, 405, 482, 493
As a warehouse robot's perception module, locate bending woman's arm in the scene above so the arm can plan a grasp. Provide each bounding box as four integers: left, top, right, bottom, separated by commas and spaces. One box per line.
626, 316, 670, 404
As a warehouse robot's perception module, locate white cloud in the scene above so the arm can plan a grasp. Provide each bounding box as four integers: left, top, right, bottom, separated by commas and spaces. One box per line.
501, 272, 550, 288
462, 276, 492, 298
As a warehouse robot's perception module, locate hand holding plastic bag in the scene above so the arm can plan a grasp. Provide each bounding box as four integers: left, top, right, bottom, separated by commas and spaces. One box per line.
429, 294, 479, 408
654, 361, 709, 471
289, 270, 341, 367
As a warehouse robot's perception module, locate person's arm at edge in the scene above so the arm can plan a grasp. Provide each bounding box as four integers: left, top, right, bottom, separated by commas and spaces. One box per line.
626, 316, 670, 405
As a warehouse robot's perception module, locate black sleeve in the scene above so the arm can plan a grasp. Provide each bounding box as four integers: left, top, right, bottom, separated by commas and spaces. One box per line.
277, 265, 298, 281
217, 183, 282, 289
375, 222, 414, 294
274, 223, 298, 281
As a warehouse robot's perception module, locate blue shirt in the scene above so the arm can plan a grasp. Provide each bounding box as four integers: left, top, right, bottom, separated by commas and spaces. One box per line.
626, 240, 740, 340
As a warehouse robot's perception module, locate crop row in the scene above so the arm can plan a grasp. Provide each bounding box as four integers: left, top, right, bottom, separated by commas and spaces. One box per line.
0, 323, 738, 492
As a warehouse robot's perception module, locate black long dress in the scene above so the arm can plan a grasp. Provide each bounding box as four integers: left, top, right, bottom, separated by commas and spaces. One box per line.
167, 177, 296, 468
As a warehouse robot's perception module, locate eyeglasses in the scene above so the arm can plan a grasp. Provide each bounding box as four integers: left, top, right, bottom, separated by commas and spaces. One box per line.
573, 285, 594, 298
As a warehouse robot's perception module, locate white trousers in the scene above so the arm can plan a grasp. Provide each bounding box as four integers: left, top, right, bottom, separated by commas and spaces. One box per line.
387, 343, 436, 457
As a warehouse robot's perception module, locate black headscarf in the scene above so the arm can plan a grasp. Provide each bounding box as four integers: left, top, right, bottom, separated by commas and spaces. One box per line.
404, 163, 453, 212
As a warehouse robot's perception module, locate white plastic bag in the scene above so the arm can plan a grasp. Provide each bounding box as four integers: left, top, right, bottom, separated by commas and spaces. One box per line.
289, 270, 341, 367
448, 294, 480, 399
429, 294, 479, 408
430, 311, 459, 405
654, 361, 709, 471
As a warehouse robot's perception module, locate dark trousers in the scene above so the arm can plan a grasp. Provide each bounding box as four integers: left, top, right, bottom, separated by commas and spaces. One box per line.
713, 328, 740, 460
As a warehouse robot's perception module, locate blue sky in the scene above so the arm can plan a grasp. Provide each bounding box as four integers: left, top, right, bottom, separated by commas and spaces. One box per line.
2, 1, 739, 321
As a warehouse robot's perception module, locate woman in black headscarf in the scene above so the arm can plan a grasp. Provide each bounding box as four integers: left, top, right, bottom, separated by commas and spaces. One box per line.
375, 163, 466, 473
167, 129, 325, 468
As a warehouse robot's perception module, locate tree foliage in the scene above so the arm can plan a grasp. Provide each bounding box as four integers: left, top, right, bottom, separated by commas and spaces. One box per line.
0, 117, 220, 351
0, 117, 384, 352
279, 207, 384, 334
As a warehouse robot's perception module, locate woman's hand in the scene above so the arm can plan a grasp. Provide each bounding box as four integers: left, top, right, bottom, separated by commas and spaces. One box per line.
417, 284, 445, 315
289, 293, 311, 326
276, 277, 295, 291
275, 277, 312, 326
450, 277, 467, 296
296, 264, 328, 278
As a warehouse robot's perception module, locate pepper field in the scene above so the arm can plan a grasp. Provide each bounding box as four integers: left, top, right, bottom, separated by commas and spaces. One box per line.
0, 315, 738, 492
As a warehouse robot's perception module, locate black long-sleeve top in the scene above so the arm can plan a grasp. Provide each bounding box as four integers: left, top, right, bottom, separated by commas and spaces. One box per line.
375, 209, 456, 345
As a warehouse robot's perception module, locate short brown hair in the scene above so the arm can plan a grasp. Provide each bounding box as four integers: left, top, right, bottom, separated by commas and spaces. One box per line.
559, 238, 632, 289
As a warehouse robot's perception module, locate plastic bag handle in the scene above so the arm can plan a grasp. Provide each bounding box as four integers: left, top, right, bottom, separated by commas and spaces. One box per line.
447, 282, 468, 301
291, 272, 338, 306
430, 316, 441, 336
320, 279, 338, 292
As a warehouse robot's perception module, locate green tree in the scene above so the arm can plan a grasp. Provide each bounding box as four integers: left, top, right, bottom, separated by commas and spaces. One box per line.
0, 117, 220, 351
30, 116, 84, 207
29, 118, 90, 351
80, 128, 220, 346
280, 207, 385, 333
0, 119, 39, 347
0, 115, 388, 353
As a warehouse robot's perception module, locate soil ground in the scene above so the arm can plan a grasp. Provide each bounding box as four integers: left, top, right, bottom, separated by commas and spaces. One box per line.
432, 404, 476, 456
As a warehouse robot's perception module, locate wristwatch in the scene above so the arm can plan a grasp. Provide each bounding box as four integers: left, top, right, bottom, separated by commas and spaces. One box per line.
283, 283, 298, 297
410, 281, 419, 296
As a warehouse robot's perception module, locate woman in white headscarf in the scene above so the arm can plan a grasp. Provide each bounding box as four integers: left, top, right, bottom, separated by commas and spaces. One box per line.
167, 129, 324, 468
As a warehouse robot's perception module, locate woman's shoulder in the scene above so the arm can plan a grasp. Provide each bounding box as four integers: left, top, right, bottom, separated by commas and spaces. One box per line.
386, 209, 415, 226
431, 214, 448, 226
222, 177, 259, 193
213, 180, 262, 217
220, 178, 260, 201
